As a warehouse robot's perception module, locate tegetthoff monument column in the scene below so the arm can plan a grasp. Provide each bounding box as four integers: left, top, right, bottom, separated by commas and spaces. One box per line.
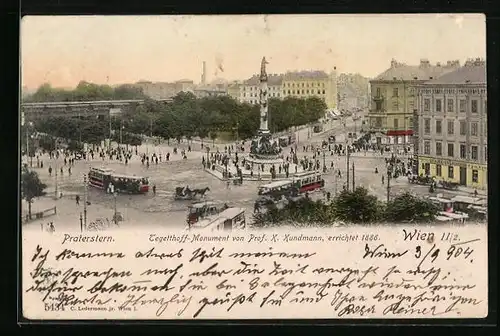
258, 57, 270, 136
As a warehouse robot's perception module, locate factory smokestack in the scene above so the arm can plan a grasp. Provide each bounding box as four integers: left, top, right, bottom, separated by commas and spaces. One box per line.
201, 61, 207, 85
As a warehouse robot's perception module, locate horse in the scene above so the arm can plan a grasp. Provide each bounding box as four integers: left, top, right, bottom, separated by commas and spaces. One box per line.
191, 187, 210, 198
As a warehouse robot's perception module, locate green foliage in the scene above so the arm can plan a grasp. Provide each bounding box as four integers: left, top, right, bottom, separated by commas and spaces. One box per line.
331, 187, 384, 223
252, 188, 443, 227
384, 192, 439, 223
21, 168, 47, 219
27, 82, 327, 143
23, 81, 148, 102
253, 197, 334, 228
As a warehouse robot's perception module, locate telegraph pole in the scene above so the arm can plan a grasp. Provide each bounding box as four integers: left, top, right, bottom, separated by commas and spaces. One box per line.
83, 174, 88, 229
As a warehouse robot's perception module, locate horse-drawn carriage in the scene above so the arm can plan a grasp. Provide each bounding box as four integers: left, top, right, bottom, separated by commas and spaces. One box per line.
408, 174, 435, 185
174, 186, 210, 201
436, 180, 460, 190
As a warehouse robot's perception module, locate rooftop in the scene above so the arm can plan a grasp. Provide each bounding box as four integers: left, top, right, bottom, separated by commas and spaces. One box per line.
284, 70, 329, 80
243, 74, 283, 86
423, 59, 486, 85
372, 58, 461, 82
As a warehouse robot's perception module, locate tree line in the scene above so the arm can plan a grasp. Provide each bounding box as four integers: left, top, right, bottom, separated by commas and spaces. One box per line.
253, 188, 441, 227
25, 82, 327, 147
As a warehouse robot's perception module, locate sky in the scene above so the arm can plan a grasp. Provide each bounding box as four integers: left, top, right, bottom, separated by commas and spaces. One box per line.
21, 14, 486, 90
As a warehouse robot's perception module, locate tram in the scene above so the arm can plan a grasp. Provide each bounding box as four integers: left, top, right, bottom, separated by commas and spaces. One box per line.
88, 167, 149, 194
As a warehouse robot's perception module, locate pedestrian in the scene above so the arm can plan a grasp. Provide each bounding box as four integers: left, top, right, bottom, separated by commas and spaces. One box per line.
60, 167, 63, 175
152, 185, 156, 195
49, 222, 55, 233
474, 189, 478, 197
76, 195, 80, 205
48, 166, 52, 177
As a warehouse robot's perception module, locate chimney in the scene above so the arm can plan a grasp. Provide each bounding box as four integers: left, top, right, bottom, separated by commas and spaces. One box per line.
201, 61, 207, 85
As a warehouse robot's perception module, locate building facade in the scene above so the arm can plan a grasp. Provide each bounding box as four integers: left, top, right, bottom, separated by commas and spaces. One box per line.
281, 70, 338, 110
369, 59, 460, 146
132, 80, 194, 100
240, 74, 283, 104
227, 81, 242, 101
416, 59, 487, 190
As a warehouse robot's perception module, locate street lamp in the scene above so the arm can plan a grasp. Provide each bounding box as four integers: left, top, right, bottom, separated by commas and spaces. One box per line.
54, 138, 59, 200
322, 150, 326, 173
26, 122, 34, 167
386, 164, 393, 202
206, 146, 210, 170
113, 191, 118, 225
83, 174, 88, 228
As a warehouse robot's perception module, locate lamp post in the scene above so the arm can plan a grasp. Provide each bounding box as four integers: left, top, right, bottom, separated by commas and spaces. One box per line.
119, 119, 123, 148
346, 146, 350, 192
386, 165, 392, 202
206, 146, 210, 170
322, 150, 326, 173
352, 162, 355, 190
54, 138, 59, 200
26, 122, 34, 167
80, 213, 83, 232
83, 174, 88, 229
113, 191, 118, 225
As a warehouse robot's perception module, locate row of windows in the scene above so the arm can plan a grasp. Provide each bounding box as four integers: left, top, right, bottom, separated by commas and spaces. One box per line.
287, 89, 326, 95
242, 89, 327, 98
419, 88, 486, 95
423, 98, 486, 114
244, 97, 326, 105
243, 86, 280, 91
423, 119, 484, 137
243, 92, 281, 98
284, 82, 325, 88
423, 163, 480, 182
422, 141, 487, 161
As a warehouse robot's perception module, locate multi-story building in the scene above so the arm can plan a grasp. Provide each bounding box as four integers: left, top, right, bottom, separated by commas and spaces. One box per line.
240, 74, 283, 104
281, 69, 338, 110
416, 58, 487, 190
227, 81, 242, 101
368, 59, 460, 146
193, 88, 227, 98
132, 80, 194, 100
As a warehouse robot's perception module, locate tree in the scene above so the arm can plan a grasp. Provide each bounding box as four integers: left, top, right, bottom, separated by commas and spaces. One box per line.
331, 187, 383, 223
21, 168, 47, 220
384, 192, 438, 223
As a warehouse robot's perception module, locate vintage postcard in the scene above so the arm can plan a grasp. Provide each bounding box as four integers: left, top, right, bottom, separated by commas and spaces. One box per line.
20, 14, 488, 320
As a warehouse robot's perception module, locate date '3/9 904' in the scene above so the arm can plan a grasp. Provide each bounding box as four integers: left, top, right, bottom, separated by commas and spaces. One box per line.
414, 240, 476, 266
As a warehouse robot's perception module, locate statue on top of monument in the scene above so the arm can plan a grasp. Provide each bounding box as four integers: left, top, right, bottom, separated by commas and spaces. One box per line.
260, 57, 268, 81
